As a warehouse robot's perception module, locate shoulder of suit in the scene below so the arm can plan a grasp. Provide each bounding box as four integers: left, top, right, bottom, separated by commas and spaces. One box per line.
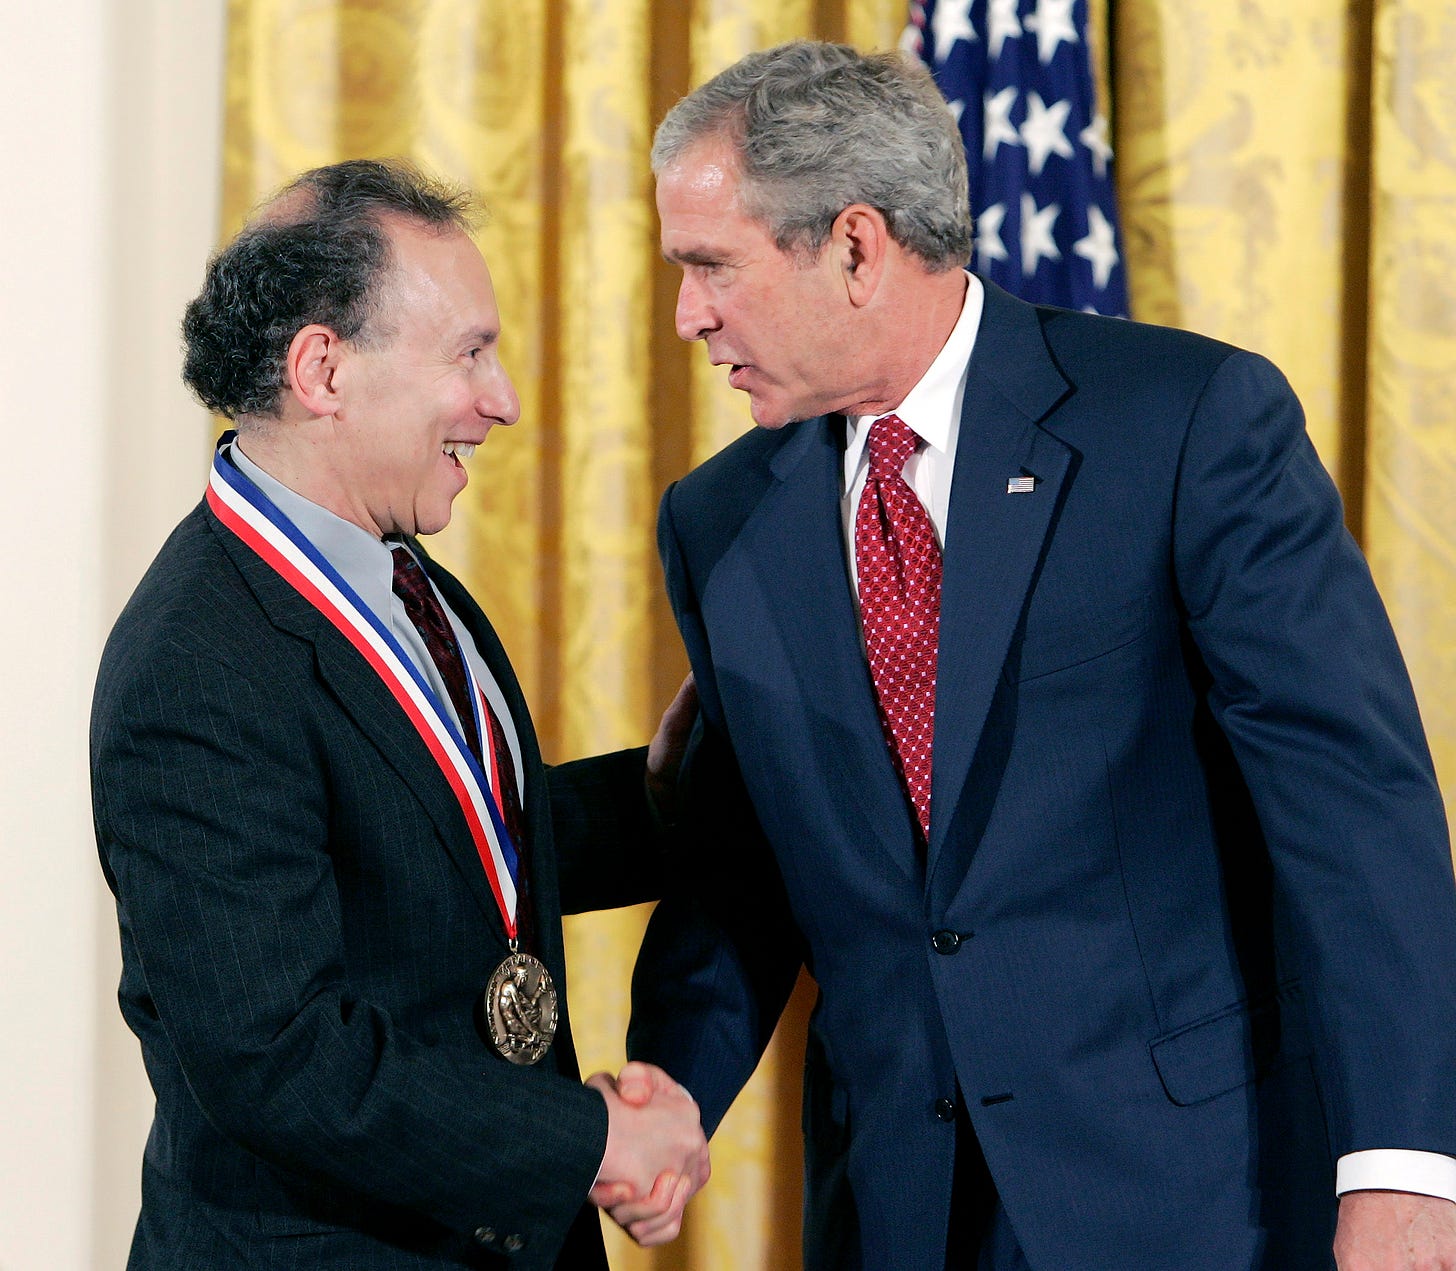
1031, 300, 1249, 387
673, 422, 796, 500
100, 499, 296, 680
662, 424, 802, 554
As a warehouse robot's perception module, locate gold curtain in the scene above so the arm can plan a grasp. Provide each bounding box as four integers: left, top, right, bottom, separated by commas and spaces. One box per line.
1114, 0, 1456, 825
218, 1, 1455, 1266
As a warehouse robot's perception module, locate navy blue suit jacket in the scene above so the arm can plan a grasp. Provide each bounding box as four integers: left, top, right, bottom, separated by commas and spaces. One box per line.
92, 499, 659, 1269
631, 281, 1456, 1269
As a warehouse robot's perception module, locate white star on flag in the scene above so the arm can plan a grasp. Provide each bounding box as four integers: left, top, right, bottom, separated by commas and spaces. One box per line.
987, 0, 1022, 60
1079, 113, 1113, 179
1073, 205, 1120, 290
911, 0, 1128, 315
975, 202, 1009, 265
1024, 0, 1079, 65
1020, 191, 1061, 274
983, 86, 1021, 160
931, 1, 977, 63
1020, 92, 1074, 176
899, 1, 927, 56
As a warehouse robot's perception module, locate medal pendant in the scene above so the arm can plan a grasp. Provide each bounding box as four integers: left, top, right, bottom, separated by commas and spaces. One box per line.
484, 952, 557, 1065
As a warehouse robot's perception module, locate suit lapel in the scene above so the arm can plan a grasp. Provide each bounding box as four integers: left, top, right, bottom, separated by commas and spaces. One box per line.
745, 418, 923, 883
927, 283, 1074, 901
207, 509, 508, 931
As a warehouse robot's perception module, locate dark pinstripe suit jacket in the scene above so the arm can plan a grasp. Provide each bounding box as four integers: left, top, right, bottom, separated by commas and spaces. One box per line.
92, 498, 660, 1270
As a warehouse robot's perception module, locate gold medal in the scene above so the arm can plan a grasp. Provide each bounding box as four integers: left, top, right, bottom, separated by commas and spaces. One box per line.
483, 951, 557, 1065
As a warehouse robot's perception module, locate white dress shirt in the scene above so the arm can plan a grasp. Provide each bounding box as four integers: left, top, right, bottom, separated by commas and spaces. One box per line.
835, 273, 1456, 1205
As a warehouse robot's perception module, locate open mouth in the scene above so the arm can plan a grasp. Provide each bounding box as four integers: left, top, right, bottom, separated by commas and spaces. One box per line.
442, 442, 477, 468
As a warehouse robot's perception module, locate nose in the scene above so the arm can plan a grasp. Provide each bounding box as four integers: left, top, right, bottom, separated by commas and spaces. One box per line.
675, 274, 717, 343
477, 363, 521, 427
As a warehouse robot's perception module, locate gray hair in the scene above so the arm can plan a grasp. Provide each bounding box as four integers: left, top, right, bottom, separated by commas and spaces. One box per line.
651, 41, 971, 270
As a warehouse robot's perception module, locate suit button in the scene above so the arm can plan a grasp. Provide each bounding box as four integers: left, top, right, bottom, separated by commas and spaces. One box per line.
503, 1234, 525, 1253
931, 929, 961, 955
933, 1097, 957, 1122
473, 1226, 496, 1247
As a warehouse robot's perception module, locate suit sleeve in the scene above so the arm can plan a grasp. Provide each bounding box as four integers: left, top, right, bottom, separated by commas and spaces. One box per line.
626, 484, 805, 1136
549, 745, 665, 915
91, 634, 607, 1258
1171, 349, 1456, 1157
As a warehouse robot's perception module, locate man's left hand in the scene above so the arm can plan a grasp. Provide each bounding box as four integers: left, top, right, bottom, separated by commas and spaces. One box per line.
646, 674, 697, 819
1335, 1190, 1456, 1269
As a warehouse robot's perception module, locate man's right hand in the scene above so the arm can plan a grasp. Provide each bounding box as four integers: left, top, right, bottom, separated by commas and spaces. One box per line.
587, 1062, 710, 1246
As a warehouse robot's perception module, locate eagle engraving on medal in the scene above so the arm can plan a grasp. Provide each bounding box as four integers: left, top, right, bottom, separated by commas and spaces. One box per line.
484, 952, 557, 1065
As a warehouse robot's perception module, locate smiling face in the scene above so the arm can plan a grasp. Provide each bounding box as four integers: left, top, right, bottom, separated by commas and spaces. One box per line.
329, 218, 520, 537
656, 135, 858, 429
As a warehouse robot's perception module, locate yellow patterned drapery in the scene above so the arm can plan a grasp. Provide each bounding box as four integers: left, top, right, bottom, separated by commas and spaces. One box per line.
218, 2, 1455, 1267
1113, 0, 1456, 823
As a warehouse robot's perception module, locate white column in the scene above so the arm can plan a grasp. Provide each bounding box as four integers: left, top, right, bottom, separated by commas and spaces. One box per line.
0, 3, 224, 1267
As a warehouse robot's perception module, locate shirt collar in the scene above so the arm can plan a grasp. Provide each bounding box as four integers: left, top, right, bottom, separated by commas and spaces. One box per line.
228, 438, 397, 621
844, 271, 983, 466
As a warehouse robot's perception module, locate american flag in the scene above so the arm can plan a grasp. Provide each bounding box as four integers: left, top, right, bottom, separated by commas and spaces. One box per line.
903, 0, 1128, 316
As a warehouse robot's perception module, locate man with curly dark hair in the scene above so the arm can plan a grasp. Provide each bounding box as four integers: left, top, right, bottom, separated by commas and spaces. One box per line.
91, 159, 707, 1270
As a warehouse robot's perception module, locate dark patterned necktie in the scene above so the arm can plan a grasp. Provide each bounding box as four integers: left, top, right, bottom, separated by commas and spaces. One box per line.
391, 546, 483, 762
391, 547, 532, 942
853, 414, 943, 842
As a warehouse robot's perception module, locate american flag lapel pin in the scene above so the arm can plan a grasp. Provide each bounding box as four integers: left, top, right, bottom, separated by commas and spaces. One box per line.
1007, 475, 1036, 494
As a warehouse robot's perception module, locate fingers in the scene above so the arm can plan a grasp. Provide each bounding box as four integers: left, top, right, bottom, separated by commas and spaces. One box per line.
688, 1141, 711, 1192
625, 1171, 695, 1246
613, 1061, 658, 1107
662, 673, 698, 721
615, 1060, 693, 1108
590, 1062, 707, 1246
607, 1170, 696, 1247
587, 1177, 636, 1209
646, 674, 700, 812
584, 1070, 617, 1100
605, 1170, 678, 1228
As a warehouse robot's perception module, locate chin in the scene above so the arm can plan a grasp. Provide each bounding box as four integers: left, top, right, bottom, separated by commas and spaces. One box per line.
749, 402, 796, 430
414, 506, 455, 537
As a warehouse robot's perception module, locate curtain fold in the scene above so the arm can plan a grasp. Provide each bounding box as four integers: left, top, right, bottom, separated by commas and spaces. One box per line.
215, 2, 1454, 1265
1365, 0, 1456, 825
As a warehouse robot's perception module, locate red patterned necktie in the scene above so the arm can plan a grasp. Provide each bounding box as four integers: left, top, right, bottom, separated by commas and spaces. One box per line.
391, 547, 533, 942
854, 413, 942, 842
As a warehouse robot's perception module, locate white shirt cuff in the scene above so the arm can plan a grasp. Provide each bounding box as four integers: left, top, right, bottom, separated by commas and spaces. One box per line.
1336, 1150, 1456, 1202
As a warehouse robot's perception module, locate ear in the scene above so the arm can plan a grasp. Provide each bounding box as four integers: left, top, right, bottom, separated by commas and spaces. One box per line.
284, 324, 344, 418
833, 204, 890, 307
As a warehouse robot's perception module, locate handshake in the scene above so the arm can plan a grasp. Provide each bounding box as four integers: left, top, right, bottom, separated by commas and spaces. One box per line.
586, 1061, 712, 1247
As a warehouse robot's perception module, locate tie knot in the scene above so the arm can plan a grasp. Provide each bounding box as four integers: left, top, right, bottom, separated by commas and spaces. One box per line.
391, 546, 450, 639
391, 544, 429, 600
866, 413, 918, 479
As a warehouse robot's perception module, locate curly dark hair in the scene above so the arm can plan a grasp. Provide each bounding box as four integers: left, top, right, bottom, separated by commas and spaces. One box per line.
181, 159, 478, 419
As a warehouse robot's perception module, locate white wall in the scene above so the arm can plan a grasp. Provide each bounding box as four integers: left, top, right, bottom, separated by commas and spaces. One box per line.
0, 4, 225, 1266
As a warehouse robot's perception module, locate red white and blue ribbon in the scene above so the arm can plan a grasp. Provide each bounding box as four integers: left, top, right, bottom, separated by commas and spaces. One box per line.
206, 433, 523, 938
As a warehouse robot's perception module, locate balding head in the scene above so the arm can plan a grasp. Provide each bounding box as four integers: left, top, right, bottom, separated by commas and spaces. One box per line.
182, 159, 480, 421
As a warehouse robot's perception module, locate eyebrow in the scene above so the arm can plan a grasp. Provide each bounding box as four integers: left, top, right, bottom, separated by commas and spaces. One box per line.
461, 328, 500, 347
662, 247, 724, 267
